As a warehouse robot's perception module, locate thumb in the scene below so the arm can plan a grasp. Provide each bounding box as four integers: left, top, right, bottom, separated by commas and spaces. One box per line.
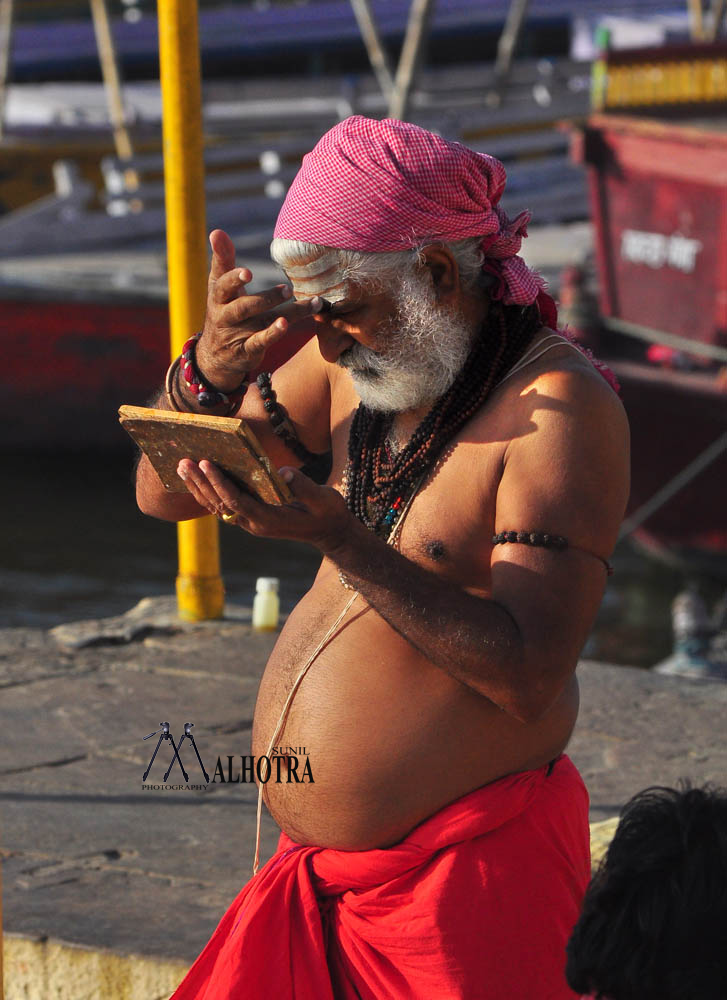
279, 466, 342, 515
280, 466, 351, 554
279, 466, 318, 503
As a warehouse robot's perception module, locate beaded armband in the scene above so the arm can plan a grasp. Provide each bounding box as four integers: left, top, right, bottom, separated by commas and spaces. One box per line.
256, 372, 332, 484
492, 530, 614, 576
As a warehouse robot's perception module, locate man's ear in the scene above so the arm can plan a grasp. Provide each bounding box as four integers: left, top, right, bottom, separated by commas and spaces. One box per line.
417, 245, 460, 302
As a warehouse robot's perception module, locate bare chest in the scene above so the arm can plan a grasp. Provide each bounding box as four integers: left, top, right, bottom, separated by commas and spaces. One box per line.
328, 394, 508, 594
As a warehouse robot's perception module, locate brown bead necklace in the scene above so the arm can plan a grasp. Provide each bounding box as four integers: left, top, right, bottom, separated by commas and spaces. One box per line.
343, 300, 542, 540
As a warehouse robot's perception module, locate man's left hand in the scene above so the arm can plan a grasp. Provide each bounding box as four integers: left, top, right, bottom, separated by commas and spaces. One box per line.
177, 459, 352, 555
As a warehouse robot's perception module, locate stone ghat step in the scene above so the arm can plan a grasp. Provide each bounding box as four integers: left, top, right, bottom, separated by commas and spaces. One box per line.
2, 596, 725, 999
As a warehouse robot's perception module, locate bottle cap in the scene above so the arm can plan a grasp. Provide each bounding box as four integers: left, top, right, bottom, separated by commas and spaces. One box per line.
255, 577, 279, 594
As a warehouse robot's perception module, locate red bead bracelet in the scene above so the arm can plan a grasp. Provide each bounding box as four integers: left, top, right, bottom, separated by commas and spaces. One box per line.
179, 333, 248, 410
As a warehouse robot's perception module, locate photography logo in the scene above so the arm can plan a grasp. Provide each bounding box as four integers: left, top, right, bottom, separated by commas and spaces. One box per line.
142, 722, 209, 785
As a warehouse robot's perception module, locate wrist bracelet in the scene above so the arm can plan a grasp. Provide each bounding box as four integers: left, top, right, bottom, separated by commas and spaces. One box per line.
165, 355, 184, 411
181, 333, 248, 409
164, 335, 248, 415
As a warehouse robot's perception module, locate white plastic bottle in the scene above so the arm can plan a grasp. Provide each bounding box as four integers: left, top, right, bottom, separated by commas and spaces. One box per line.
252, 577, 280, 631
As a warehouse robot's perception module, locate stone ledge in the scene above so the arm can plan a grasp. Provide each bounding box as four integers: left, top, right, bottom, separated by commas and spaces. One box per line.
4, 933, 188, 1000
49, 596, 254, 650
2, 609, 725, 996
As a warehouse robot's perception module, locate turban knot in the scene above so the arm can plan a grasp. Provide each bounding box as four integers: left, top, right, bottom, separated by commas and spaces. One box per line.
478, 205, 546, 307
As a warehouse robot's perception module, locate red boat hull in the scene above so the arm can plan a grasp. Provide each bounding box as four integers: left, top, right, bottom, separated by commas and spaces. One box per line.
570, 106, 727, 562
609, 358, 727, 558
3, 293, 725, 559
3, 295, 313, 450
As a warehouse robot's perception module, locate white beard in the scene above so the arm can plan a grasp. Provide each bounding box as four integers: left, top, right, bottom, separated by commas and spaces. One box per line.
336, 271, 475, 413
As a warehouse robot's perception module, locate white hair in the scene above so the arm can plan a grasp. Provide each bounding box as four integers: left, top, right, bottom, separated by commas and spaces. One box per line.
331, 264, 476, 412
269, 237, 493, 295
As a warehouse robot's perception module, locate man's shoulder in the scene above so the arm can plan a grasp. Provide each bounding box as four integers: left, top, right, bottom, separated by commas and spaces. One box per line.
525, 354, 626, 428
490, 346, 630, 549
473, 340, 628, 448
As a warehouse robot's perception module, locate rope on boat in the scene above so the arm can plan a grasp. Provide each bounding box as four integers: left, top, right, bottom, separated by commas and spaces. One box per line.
618, 429, 727, 540
602, 316, 727, 364
605, 315, 727, 540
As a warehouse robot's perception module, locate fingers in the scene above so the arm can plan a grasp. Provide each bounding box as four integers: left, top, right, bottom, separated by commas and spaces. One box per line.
199, 461, 252, 509
178, 460, 258, 523
208, 230, 237, 282
276, 467, 352, 554
177, 460, 222, 516
277, 467, 343, 519
223, 290, 319, 329
240, 316, 291, 362
222, 295, 322, 364
277, 466, 315, 502
208, 231, 254, 308
177, 459, 352, 551
217, 280, 290, 315
212, 265, 252, 306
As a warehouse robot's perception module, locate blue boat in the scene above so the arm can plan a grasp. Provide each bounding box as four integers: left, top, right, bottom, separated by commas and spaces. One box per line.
8, 1, 687, 81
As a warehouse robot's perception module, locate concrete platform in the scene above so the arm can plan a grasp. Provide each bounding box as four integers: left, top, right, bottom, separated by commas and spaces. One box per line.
2, 595, 726, 999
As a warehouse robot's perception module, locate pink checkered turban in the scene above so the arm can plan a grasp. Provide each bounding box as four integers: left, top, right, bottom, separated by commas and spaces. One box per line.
274, 116, 554, 318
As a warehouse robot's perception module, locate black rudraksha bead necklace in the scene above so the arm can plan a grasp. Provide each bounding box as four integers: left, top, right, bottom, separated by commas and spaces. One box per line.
343, 301, 542, 540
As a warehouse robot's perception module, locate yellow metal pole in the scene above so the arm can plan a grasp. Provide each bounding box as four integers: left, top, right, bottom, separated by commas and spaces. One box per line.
158, 0, 224, 621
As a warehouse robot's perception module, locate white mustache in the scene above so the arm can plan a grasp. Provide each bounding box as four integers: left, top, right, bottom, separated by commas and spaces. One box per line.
337, 342, 388, 377
334, 273, 474, 413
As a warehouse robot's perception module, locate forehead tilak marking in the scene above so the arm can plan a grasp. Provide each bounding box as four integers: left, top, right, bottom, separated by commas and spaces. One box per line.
281, 249, 342, 278
290, 279, 350, 303
283, 250, 351, 303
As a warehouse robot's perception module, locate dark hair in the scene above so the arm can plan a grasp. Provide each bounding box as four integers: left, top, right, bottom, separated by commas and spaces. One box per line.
566, 784, 727, 1000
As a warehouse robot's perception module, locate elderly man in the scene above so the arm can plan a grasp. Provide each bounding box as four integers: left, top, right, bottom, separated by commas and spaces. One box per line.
137, 117, 629, 999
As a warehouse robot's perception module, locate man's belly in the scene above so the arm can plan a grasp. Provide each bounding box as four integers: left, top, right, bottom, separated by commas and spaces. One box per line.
252, 561, 579, 850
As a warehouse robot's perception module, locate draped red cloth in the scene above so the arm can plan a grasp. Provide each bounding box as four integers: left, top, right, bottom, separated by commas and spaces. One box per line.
171, 755, 590, 1000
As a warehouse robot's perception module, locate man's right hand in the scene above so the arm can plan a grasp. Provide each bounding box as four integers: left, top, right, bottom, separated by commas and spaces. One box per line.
137, 230, 332, 522
195, 229, 321, 392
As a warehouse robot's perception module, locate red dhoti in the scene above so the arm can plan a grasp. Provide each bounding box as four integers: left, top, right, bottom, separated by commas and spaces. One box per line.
171, 754, 590, 999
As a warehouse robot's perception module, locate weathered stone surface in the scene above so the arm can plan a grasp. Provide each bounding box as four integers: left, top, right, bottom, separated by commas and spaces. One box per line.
2, 598, 282, 967
569, 660, 727, 822
49, 596, 253, 650
0, 628, 80, 688
2, 599, 725, 972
